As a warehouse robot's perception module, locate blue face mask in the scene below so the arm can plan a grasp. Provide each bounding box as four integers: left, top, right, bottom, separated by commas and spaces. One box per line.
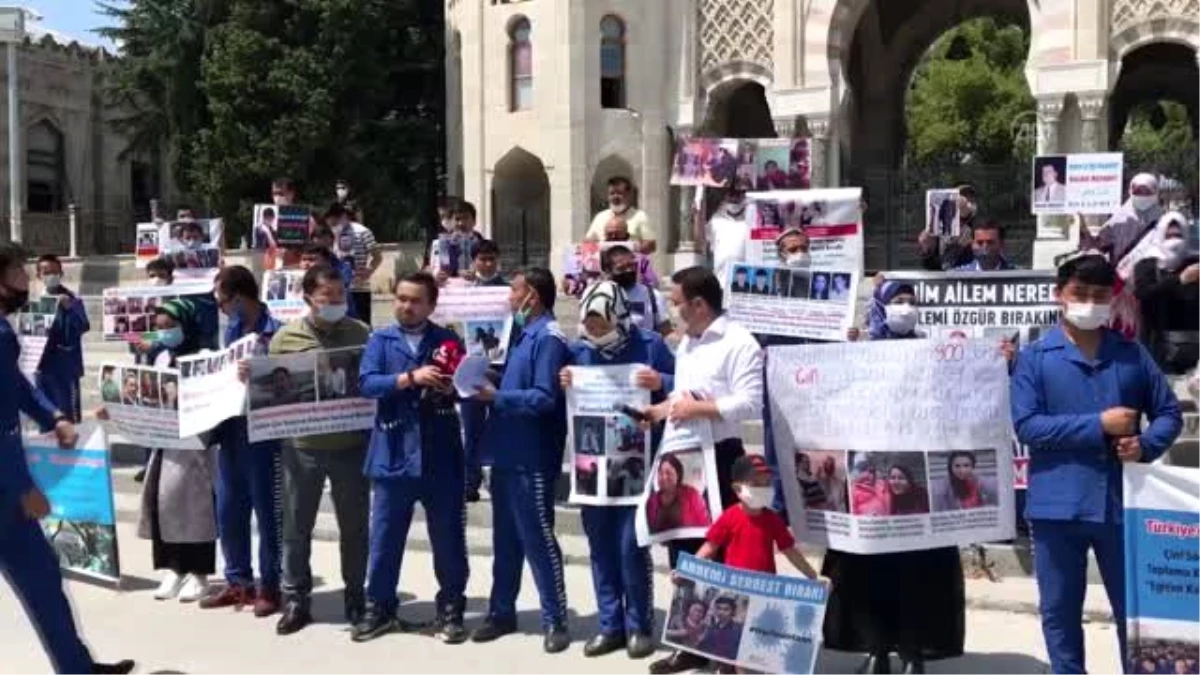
157, 326, 185, 349
513, 294, 533, 328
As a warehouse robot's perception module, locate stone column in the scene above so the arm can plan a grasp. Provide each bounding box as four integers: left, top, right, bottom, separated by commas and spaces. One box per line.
807, 116, 831, 189
1078, 94, 1106, 153
1035, 96, 1065, 241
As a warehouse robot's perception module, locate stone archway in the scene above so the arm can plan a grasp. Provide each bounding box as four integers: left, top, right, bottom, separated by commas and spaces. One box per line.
699, 80, 777, 138
1108, 41, 1199, 148
491, 147, 551, 270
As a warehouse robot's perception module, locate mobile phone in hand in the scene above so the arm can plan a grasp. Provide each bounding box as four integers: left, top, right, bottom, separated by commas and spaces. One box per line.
613, 403, 648, 422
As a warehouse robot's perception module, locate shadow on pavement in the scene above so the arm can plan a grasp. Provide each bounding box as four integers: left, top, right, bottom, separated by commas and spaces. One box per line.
817, 650, 1050, 674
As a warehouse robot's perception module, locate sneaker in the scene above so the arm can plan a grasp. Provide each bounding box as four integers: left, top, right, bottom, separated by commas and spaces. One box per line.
351, 605, 397, 643
177, 574, 209, 603
253, 587, 281, 618
90, 659, 135, 674
430, 610, 468, 645
198, 584, 254, 610
153, 571, 184, 600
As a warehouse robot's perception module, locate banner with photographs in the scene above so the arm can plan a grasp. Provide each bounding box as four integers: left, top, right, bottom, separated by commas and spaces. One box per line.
882, 270, 1060, 342
261, 269, 308, 322
156, 218, 224, 282
726, 263, 859, 341
14, 295, 58, 380
253, 204, 312, 250
26, 424, 120, 583
768, 339, 1016, 554
742, 188, 864, 270
246, 346, 375, 443
1031, 152, 1124, 215
97, 363, 204, 450
925, 189, 961, 238
636, 420, 724, 546
666, 554, 827, 674
566, 365, 651, 506
176, 334, 257, 438
1123, 463, 1199, 675
100, 281, 214, 342
431, 285, 514, 365
671, 138, 812, 190
135, 222, 160, 267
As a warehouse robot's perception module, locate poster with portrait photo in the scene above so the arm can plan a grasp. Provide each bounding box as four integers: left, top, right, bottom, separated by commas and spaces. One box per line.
751, 138, 811, 191
1031, 152, 1123, 215
463, 320, 506, 361
635, 419, 723, 546
260, 269, 308, 322
666, 554, 827, 674
246, 347, 375, 443
742, 188, 864, 270
176, 334, 255, 438
1031, 155, 1068, 209
768, 339, 1014, 553
565, 364, 652, 506
670, 138, 742, 187
95, 363, 203, 450
793, 450, 848, 514
925, 189, 961, 238
725, 263, 860, 341
99, 281, 213, 342
134, 222, 161, 268
431, 286, 514, 365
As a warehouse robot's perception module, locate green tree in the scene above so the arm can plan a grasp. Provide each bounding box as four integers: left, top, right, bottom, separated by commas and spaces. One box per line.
905, 17, 1036, 166
1119, 100, 1199, 202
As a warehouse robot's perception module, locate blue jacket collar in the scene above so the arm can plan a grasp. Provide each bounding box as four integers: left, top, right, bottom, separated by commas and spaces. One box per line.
519, 312, 552, 337
229, 306, 276, 337
378, 321, 446, 357
1041, 324, 1124, 365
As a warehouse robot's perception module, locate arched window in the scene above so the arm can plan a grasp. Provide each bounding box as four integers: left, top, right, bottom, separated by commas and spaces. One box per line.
509, 17, 533, 112
26, 120, 65, 213
600, 15, 625, 109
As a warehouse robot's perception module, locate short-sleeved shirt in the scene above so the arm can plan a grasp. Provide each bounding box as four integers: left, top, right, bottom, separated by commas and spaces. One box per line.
587, 207, 652, 241
334, 221, 378, 291
623, 283, 668, 332
705, 504, 795, 574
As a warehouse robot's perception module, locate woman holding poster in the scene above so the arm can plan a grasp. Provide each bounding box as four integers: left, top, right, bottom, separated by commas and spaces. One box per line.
559, 280, 674, 660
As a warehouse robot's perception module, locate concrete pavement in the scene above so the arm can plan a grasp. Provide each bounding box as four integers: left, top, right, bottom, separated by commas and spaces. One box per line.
2, 521, 1123, 674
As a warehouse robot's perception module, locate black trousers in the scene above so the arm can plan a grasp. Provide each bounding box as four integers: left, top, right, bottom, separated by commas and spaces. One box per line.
351, 291, 372, 326
666, 437, 745, 569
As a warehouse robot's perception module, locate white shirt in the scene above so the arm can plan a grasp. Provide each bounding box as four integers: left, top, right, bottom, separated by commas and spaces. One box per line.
624, 283, 669, 332
706, 209, 749, 296
587, 207, 652, 241
673, 315, 764, 443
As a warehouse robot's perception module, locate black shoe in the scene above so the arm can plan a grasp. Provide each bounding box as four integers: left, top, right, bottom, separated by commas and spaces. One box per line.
344, 590, 366, 626
351, 605, 397, 643
901, 658, 925, 674
133, 469, 146, 483
470, 617, 517, 643
649, 650, 708, 675
431, 611, 468, 645
275, 601, 312, 636
857, 652, 891, 674
583, 632, 625, 657
91, 660, 135, 674
464, 488, 481, 503
627, 632, 656, 659
543, 622, 570, 654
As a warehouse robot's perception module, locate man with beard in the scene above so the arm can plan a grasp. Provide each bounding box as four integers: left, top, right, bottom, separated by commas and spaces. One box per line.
585, 176, 656, 254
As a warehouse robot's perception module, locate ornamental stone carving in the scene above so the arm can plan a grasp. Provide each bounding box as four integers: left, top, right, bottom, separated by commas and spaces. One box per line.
697, 0, 774, 76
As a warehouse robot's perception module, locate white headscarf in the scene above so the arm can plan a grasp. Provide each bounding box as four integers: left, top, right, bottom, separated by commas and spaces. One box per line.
1151, 211, 1189, 269
579, 280, 632, 359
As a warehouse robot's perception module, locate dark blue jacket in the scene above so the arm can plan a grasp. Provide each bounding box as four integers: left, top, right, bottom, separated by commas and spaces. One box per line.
484, 313, 571, 472
359, 322, 464, 480
37, 287, 89, 380
215, 307, 284, 452
0, 319, 61, 507
1011, 326, 1182, 523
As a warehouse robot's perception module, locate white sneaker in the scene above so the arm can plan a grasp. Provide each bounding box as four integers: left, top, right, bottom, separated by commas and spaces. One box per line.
154, 571, 184, 600
177, 574, 209, 603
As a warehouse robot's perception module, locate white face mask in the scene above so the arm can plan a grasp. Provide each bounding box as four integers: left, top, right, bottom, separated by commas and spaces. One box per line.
737, 485, 775, 510
336, 187, 349, 200
884, 303, 918, 334
1161, 238, 1187, 268
42, 274, 61, 289
724, 200, 746, 216
314, 303, 348, 324
586, 329, 620, 349
151, 277, 170, 286
784, 252, 811, 268
1064, 302, 1110, 331
1132, 195, 1158, 212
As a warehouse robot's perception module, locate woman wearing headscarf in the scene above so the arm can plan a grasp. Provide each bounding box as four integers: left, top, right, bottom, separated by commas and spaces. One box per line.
101, 299, 218, 603
558, 280, 674, 660
1133, 211, 1199, 375
1093, 173, 1165, 337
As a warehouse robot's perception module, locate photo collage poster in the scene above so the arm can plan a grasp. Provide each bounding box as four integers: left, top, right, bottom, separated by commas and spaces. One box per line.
671, 138, 812, 191
97, 361, 204, 450
253, 204, 312, 250
767, 339, 1016, 554
1122, 463, 1200, 675
430, 285, 514, 365
176, 334, 258, 438
727, 188, 863, 341
245, 346, 375, 443
665, 554, 828, 674
635, 420, 724, 547
261, 269, 308, 322
134, 222, 161, 267
565, 364, 652, 506
14, 295, 58, 381
26, 423, 121, 584
155, 218, 225, 283
883, 269, 1061, 489
100, 281, 214, 343
1031, 152, 1124, 215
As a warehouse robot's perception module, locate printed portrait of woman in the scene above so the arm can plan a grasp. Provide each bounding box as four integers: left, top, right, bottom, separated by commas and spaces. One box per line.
931, 450, 998, 512
849, 454, 889, 516
646, 451, 711, 534
795, 451, 848, 513
886, 463, 931, 515
665, 598, 710, 648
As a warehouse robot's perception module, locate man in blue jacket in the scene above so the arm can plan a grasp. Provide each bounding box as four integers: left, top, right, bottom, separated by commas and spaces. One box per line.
1011, 253, 1182, 675
201, 265, 285, 617
353, 271, 469, 645
0, 243, 133, 674
34, 254, 89, 422
469, 267, 573, 653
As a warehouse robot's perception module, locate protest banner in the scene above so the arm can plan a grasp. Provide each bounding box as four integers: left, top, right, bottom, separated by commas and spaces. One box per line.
665, 554, 827, 674
134, 222, 161, 267
1031, 153, 1123, 215
751, 138, 811, 191
155, 218, 224, 282
1123, 463, 1199, 675
97, 362, 204, 450
725, 263, 859, 341
176, 334, 256, 438
925, 189, 961, 238
882, 270, 1060, 343
431, 285, 514, 364
99, 281, 215, 342
671, 138, 812, 190
566, 365, 651, 506
636, 420, 723, 546
14, 295, 57, 380
26, 423, 121, 583
768, 339, 1015, 553
261, 269, 308, 322
246, 346, 375, 443
742, 188, 864, 269
671, 138, 743, 188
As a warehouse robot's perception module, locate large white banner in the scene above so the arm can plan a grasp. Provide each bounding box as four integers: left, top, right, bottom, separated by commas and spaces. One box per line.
100, 281, 214, 342
176, 335, 255, 437
636, 420, 724, 546
97, 362, 204, 450
246, 347, 375, 443
431, 285, 514, 364
566, 365, 651, 506
768, 339, 1015, 553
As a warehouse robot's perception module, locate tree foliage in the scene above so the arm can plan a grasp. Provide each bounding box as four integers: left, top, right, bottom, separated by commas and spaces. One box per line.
99, 0, 443, 242
905, 17, 1035, 166
1120, 100, 1199, 199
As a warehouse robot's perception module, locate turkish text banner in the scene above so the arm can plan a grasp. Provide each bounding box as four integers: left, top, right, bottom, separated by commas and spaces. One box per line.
768, 339, 1016, 554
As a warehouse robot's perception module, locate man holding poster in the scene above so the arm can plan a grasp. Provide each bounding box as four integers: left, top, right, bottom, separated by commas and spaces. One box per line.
34, 254, 90, 422
1011, 254, 1182, 674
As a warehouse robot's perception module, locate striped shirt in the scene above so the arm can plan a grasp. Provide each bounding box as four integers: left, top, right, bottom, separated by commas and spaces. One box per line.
334, 221, 379, 291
